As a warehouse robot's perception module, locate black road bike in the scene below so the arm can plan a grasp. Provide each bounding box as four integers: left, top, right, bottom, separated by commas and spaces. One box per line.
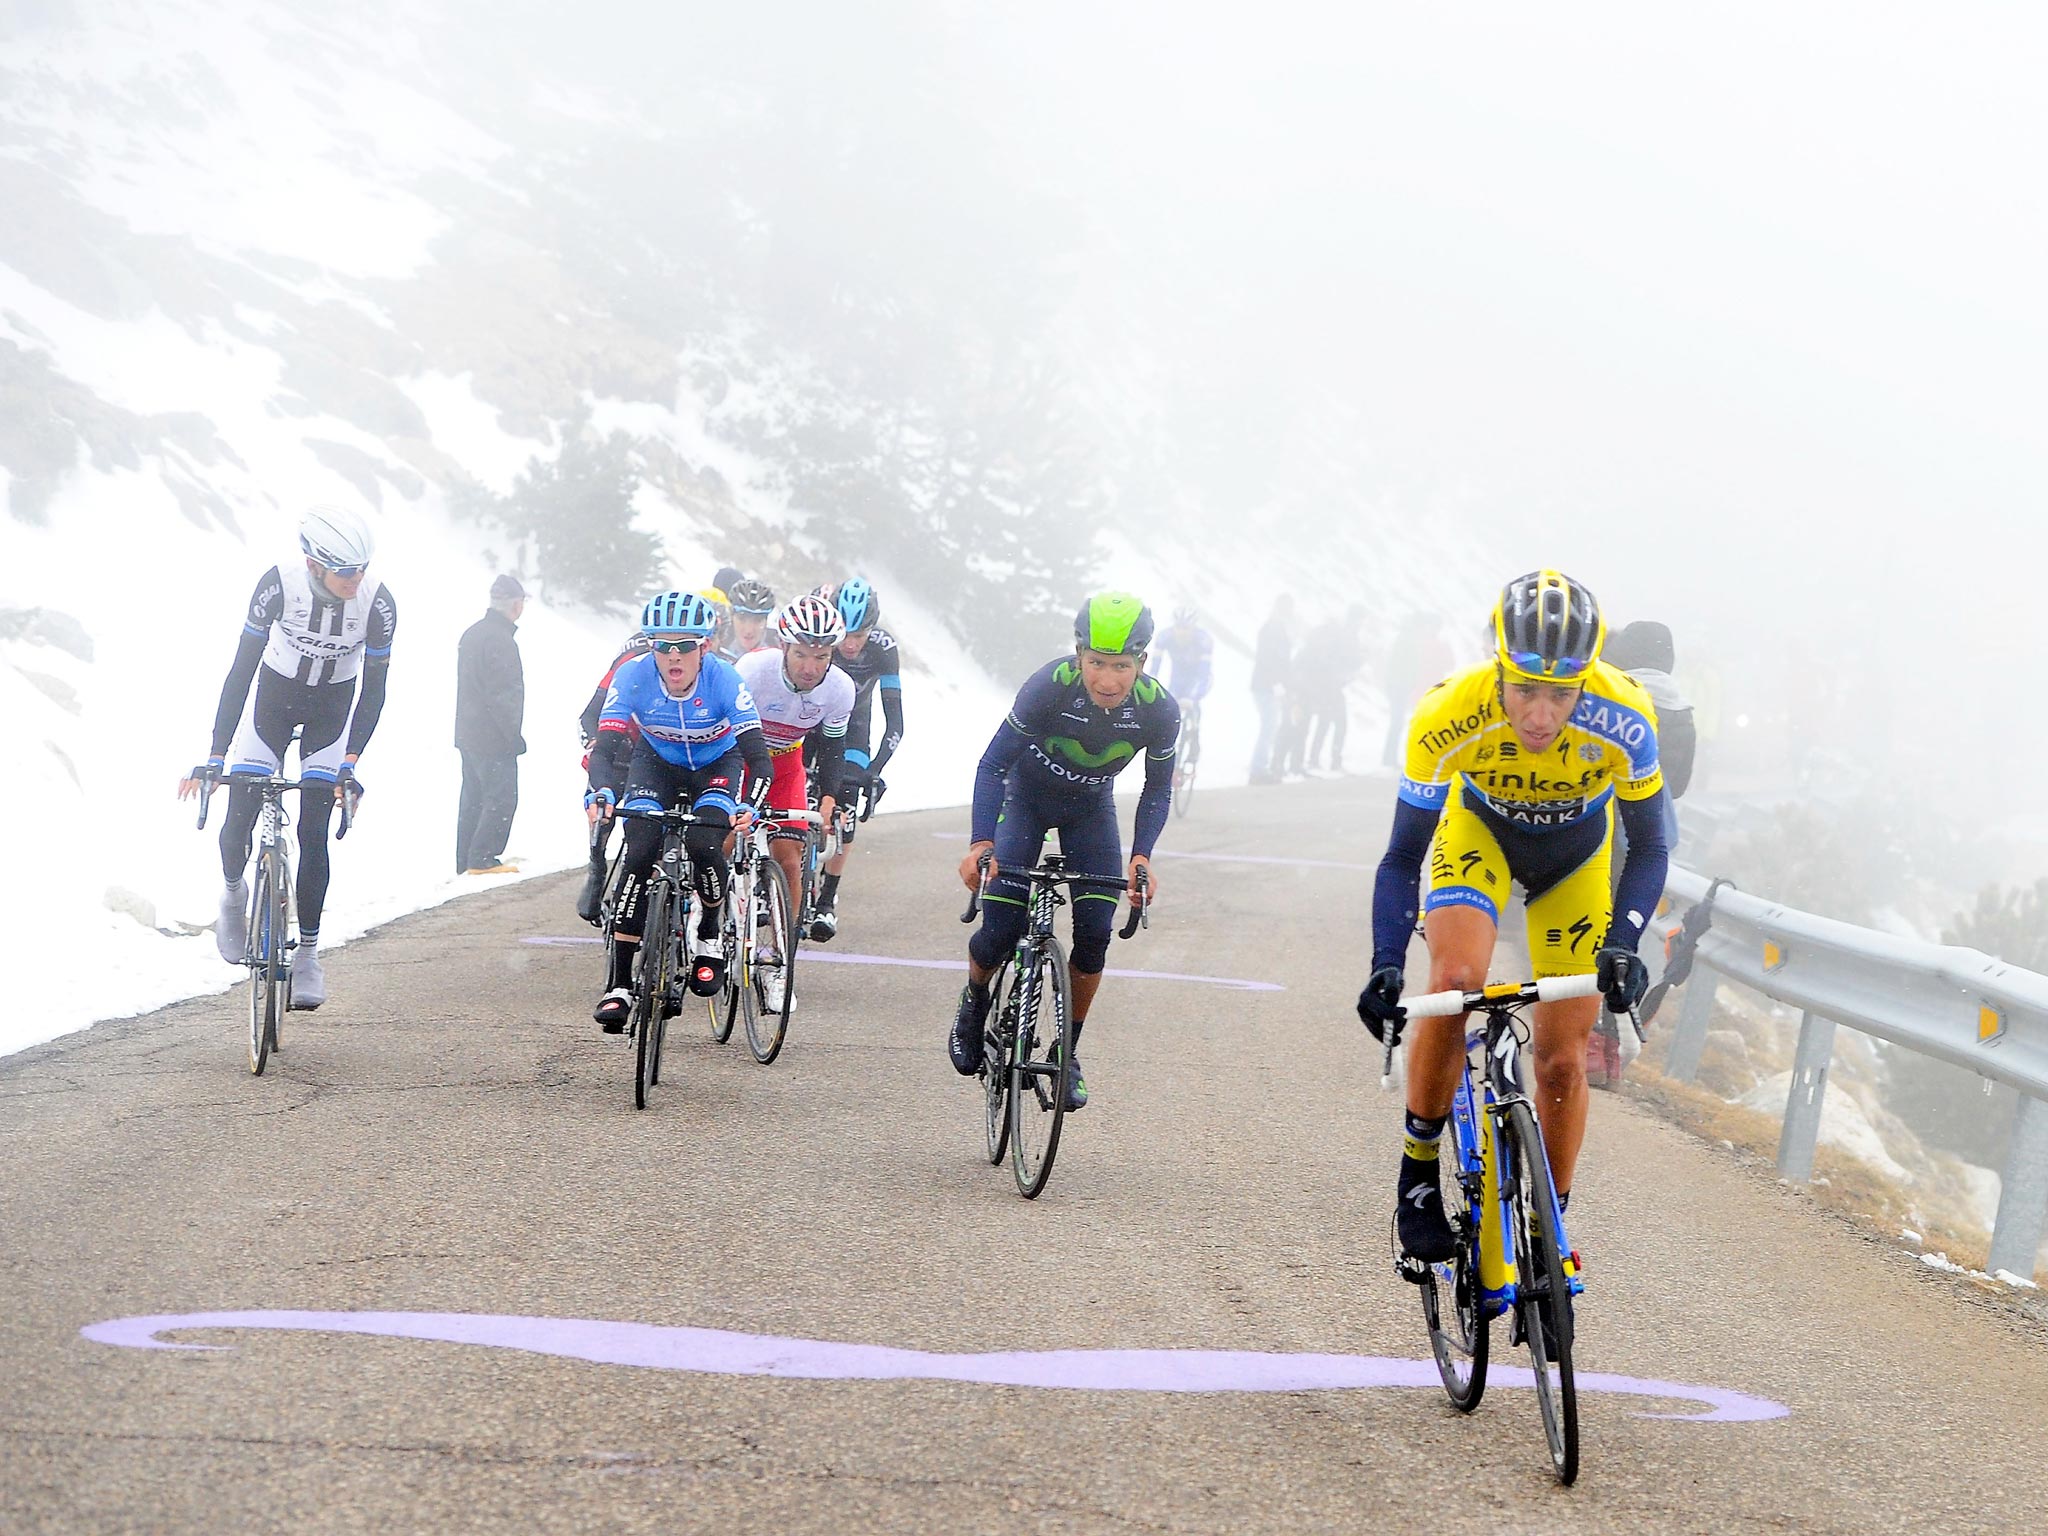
605, 806, 704, 1109
961, 855, 1148, 1198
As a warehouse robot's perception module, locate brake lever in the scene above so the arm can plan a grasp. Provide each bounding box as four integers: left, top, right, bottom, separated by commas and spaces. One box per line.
960, 850, 992, 924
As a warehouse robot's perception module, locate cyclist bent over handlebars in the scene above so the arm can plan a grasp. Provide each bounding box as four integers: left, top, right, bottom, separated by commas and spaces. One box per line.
584, 591, 772, 1034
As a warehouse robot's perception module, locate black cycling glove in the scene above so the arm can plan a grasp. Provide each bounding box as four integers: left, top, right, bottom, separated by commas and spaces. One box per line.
1356, 965, 1407, 1045
1595, 947, 1649, 1013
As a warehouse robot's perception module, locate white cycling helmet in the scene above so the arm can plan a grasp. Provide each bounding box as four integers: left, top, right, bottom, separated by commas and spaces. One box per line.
776, 593, 847, 648
299, 504, 375, 570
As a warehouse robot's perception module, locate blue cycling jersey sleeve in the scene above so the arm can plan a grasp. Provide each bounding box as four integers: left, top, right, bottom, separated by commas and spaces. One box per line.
1131, 692, 1181, 858
1371, 799, 1441, 971
1610, 788, 1671, 953
969, 663, 1060, 843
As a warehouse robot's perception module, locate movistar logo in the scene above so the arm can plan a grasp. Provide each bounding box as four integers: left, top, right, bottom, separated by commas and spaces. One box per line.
1047, 736, 1135, 770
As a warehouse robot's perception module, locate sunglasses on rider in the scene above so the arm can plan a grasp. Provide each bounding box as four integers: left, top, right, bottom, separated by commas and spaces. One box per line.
1506, 650, 1592, 681
320, 562, 368, 579
651, 637, 703, 655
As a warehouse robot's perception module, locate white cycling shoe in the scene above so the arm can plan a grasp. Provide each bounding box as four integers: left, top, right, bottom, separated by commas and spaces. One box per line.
216, 882, 248, 965
758, 962, 793, 1015
289, 946, 326, 1010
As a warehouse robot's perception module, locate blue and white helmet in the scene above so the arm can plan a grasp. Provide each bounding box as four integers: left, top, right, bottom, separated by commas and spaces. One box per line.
835, 576, 879, 632
299, 505, 374, 570
640, 590, 720, 638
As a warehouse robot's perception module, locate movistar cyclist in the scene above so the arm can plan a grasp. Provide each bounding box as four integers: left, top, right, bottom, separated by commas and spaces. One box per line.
584, 591, 772, 1033
735, 595, 855, 1011
805, 576, 903, 940
176, 505, 397, 1010
949, 593, 1179, 1111
1357, 570, 1667, 1277
726, 578, 780, 657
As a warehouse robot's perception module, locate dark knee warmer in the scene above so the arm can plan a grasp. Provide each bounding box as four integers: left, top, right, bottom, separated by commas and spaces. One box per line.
295, 783, 337, 933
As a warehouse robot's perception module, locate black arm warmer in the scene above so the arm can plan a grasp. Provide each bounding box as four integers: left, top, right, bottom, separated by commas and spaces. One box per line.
579, 684, 606, 745
588, 728, 632, 794
208, 631, 266, 757
870, 686, 905, 774
812, 731, 848, 806
1370, 799, 1441, 971
737, 725, 774, 786
1610, 789, 1672, 952
345, 660, 390, 757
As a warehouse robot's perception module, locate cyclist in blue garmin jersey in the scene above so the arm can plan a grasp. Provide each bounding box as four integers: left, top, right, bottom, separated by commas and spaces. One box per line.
805, 576, 903, 940
177, 505, 396, 1011
584, 590, 773, 1033
949, 592, 1179, 1111
1154, 608, 1214, 710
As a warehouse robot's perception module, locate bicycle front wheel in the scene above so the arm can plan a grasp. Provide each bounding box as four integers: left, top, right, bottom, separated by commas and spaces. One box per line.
246, 864, 276, 1076
982, 960, 1016, 1165
745, 857, 796, 1065
633, 883, 670, 1109
713, 867, 744, 1044
1418, 1162, 1489, 1411
1009, 937, 1074, 1199
1505, 1100, 1578, 1485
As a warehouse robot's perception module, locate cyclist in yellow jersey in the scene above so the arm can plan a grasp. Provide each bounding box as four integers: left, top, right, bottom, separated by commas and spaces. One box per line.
1357, 570, 1669, 1270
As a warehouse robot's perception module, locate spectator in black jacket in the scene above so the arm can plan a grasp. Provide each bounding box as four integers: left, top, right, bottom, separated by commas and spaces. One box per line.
1249, 596, 1293, 784
455, 575, 527, 874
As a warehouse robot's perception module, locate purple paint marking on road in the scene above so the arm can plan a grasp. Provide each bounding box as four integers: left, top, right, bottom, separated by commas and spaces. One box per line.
80, 1312, 1788, 1423
926, 831, 1369, 873
517, 939, 1283, 991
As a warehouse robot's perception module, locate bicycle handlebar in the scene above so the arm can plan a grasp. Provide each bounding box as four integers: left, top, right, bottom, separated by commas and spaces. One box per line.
961, 850, 993, 924
1401, 974, 1602, 1018
1118, 865, 1151, 940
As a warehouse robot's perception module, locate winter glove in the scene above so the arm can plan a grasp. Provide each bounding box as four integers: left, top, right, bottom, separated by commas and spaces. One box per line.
1356, 964, 1407, 1045
1596, 946, 1649, 1013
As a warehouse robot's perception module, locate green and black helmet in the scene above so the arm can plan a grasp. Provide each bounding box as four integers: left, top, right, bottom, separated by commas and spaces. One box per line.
1073, 591, 1155, 656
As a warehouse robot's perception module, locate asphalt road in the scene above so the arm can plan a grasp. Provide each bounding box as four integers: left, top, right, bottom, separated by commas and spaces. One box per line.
4, 777, 2045, 1534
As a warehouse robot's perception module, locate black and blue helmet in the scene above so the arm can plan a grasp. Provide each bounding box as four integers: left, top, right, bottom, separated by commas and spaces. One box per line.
836, 577, 879, 632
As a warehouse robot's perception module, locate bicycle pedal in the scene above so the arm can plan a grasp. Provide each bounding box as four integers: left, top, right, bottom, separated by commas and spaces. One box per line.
1394, 1252, 1432, 1286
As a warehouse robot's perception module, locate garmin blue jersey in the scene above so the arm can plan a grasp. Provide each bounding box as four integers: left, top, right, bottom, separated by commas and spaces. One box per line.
596, 651, 764, 769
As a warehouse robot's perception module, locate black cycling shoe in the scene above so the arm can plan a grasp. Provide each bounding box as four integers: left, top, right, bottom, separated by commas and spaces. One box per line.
593, 987, 631, 1034
1395, 1172, 1458, 1268
688, 953, 726, 998
949, 985, 991, 1075
576, 865, 606, 926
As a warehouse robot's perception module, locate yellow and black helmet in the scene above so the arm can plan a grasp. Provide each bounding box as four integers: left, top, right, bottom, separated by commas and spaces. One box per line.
1492, 569, 1604, 684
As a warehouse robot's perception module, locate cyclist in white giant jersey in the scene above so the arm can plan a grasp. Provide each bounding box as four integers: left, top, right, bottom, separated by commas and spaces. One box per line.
735, 596, 855, 1004
178, 506, 398, 1010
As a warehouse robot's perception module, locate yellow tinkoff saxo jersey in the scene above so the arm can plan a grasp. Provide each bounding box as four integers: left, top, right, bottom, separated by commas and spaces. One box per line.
1397, 660, 1663, 831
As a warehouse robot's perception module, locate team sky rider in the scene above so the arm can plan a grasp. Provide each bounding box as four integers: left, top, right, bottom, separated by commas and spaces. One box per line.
726, 578, 780, 657
1357, 570, 1667, 1275
176, 505, 397, 1010
585, 591, 773, 1033
807, 577, 903, 941
950, 593, 1180, 1112
735, 595, 855, 1010
575, 630, 654, 923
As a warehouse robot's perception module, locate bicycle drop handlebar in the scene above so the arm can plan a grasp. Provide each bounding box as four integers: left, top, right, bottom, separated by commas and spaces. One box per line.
1377, 973, 1645, 1089
1118, 864, 1151, 940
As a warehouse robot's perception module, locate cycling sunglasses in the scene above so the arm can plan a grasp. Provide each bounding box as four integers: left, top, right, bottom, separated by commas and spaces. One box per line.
1505, 650, 1593, 680
320, 562, 368, 579
650, 637, 703, 655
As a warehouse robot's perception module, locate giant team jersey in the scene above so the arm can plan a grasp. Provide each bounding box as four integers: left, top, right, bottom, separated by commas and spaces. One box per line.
597, 651, 763, 769
1398, 660, 1663, 832
736, 650, 854, 756
245, 563, 397, 687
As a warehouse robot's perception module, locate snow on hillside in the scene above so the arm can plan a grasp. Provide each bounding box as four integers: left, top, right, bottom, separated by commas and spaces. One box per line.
0, 3, 1005, 1057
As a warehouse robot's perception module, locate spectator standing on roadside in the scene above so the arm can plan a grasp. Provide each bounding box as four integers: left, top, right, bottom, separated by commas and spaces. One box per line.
1249, 595, 1293, 784
1305, 607, 1363, 772
1380, 612, 1454, 768
455, 575, 526, 875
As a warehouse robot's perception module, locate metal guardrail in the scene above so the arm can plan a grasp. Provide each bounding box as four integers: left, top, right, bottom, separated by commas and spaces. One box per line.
1652, 865, 2048, 1280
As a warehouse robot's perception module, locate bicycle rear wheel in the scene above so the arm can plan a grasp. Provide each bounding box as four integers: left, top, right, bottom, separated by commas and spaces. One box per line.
246, 864, 276, 1076
1173, 734, 1198, 818
633, 882, 670, 1109
1009, 937, 1073, 1199
1417, 1160, 1489, 1411
982, 960, 1016, 1165
745, 858, 796, 1064
1505, 1100, 1578, 1485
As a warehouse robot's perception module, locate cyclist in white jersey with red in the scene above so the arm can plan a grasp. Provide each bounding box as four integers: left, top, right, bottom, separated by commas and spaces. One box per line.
735, 596, 855, 1008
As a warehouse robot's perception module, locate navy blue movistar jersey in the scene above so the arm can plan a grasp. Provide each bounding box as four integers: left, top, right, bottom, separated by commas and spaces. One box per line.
970, 656, 1180, 858
596, 651, 764, 770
